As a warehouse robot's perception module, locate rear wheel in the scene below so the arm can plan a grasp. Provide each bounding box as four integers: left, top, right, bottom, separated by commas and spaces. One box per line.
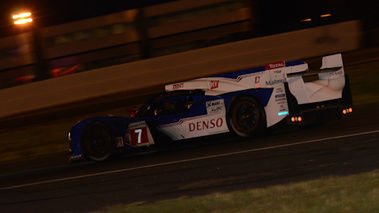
81, 122, 114, 162
227, 96, 266, 138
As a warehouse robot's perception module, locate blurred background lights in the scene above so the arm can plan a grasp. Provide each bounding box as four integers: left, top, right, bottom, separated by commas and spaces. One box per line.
301, 18, 312, 22
320, 14, 332, 18
12, 12, 31, 19
13, 12, 33, 25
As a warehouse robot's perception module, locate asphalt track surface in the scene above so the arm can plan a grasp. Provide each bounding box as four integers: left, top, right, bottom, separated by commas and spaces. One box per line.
0, 103, 378, 213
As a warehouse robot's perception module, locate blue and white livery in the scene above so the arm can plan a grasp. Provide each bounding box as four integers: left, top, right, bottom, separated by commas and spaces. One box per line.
68, 54, 354, 162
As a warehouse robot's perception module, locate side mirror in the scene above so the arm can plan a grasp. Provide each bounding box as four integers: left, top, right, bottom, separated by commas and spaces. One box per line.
127, 107, 136, 118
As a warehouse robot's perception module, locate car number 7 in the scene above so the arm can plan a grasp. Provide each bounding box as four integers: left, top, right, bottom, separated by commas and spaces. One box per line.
130, 127, 148, 145
134, 129, 142, 143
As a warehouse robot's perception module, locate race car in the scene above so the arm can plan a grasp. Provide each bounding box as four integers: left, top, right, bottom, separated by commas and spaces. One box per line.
68, 53, 354, 162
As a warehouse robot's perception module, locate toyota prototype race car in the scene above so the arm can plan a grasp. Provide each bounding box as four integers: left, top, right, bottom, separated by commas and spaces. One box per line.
68, 53, 354, 162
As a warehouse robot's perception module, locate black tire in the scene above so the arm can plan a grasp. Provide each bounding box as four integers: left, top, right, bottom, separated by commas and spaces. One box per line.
81, 122, 114, 162
227, 96, 266, 138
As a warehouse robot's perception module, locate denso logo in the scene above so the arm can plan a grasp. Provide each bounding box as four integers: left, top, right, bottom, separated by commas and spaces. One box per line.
329, 70, 343, 77
265, 61, 285, 70
189, 118, 223, 131
210, 81, 219, 89
255, 76, 261, 83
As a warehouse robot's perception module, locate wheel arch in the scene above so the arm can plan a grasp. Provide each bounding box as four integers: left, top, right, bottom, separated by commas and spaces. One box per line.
80, 120, 117, 161
225, 93, 267, 138
223, 89, 272, 111
226, 93, 266, 115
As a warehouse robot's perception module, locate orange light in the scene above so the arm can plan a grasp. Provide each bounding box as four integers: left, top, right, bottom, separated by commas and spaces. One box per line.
349, 108, 353, 113
291, 117, 295, 122
320, 14, 331, 18
13, 12, 33, 25
298, 117, 302, 122
343, 109, 347, 115
13, 12, 31, 19
301, 18, 312, 22
14, 18, 33, 25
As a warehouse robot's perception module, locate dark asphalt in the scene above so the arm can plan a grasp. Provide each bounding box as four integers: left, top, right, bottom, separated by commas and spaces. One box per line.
0, 103, 378, 213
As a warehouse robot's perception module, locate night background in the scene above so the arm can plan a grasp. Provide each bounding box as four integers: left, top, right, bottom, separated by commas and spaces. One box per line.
0, 0, 172, 37
0, 0, 377, 38
0, 0, 379, 212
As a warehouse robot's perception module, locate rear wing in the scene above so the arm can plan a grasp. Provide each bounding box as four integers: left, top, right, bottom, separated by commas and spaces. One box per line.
286, 53, 344, 77
287, 67, 342, 78
286, 54, 346, 104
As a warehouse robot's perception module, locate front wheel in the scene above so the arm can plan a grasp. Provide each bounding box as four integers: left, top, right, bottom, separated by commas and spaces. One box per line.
81, 122, 115, 162
227, 96, 266, 138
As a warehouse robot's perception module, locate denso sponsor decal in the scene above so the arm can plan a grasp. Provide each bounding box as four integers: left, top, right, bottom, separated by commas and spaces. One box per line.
255, 76, 261, 84
328, 70, 343, 77
189, 118, 224, 132
265, 61, 285, 70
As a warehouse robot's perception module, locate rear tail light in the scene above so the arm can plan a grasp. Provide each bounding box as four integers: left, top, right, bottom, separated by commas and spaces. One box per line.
291, 116, 303, 123
342, 107, 353, 115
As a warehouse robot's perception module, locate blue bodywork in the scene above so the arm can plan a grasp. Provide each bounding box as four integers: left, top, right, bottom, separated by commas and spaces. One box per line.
68, 54, 354, 161
68, 87, 274, 161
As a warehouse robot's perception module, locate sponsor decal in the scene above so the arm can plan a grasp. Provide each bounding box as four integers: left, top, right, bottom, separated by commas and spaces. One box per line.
276, 87, 284, 93
189, 118, 224, 132
115, 137, 124, 147
275, 98, 286, 102
265, 61, 285, 70
255, 76, 261, 84
70, 154, 83, 160
206, 99, 225, 114
210, 80, 219, 89
275, 94, 286, 98
265, 79, 286, 86
172, 83, 184, 90
328, 70, 343, 77
129, 121, 147, 129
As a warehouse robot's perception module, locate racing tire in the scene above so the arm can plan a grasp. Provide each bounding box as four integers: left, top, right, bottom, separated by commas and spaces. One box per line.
81, 122, 115, 162
227, 96, 266, 138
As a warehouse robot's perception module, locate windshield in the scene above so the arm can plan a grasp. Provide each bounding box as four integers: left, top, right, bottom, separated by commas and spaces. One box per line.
136, 90, 202, 117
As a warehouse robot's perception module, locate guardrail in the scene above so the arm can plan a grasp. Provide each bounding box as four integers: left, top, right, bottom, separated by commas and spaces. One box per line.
0, 20, 362, 119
